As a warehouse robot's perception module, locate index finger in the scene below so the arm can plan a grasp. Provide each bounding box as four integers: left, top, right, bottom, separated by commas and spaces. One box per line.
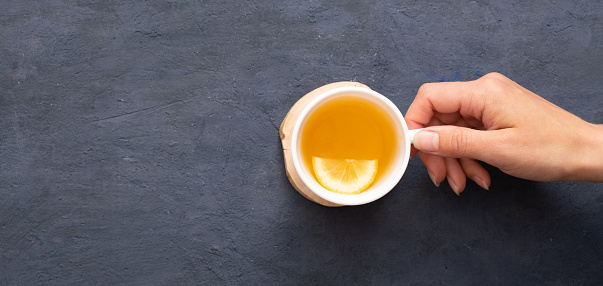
405, 80, 485, 130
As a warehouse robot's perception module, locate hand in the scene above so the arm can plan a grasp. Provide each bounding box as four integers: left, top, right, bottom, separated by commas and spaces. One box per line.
405, 72, 603, 195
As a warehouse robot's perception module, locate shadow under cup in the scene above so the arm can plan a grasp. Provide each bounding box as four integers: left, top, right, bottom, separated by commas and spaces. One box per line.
290, 87, 412, 206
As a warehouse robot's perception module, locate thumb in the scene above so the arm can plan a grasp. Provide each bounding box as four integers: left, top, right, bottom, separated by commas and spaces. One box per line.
412, 126, 498, 160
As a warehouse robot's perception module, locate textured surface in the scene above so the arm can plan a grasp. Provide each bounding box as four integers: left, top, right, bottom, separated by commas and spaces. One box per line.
1, 1, 602, 285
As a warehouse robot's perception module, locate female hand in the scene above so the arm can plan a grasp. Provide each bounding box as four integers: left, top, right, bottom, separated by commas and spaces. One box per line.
405, 72, 603, 195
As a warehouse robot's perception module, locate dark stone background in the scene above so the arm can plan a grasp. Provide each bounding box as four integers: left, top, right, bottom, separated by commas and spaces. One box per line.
1, 1, 602, 285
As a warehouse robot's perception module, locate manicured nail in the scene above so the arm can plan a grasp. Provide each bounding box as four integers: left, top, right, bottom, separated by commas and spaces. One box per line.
413, 130, 439, 153
472, 176, 490, 190
429, 171, 440, 187
448, 177, 460, 196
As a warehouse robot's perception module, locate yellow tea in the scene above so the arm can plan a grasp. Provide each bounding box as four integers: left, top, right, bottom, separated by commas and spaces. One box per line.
300, 96, 398, 190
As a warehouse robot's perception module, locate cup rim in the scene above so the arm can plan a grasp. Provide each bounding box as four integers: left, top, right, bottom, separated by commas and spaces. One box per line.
290, 86, 411, 206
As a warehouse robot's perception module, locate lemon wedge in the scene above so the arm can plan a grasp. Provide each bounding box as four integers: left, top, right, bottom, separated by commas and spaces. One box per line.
312, 157, 378, 194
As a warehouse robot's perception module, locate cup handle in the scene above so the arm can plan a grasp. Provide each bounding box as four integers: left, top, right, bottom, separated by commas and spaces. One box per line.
408, 128, 424, 146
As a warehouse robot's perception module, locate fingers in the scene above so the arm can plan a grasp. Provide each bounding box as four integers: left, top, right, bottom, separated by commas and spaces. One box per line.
418, 152, 446, 186
459, 158, 491, 190
405, 79, 487, 129
445, 157, 466, 196
409, 112, 476, 157
419, 153, 491, 195
413, 125, 504, 164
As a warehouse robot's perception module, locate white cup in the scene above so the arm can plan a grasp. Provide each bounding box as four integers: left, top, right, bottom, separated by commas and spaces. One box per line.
290, 86, 421, 206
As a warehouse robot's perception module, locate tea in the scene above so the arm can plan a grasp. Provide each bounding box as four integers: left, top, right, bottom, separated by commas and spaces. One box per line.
300, 96, 398, 186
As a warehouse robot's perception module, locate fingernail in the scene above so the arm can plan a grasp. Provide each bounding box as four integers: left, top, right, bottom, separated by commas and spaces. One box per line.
448, 177, 460, 196
413, 130, 439, 153
429, 171, 440, 187
472, 176, 490, 190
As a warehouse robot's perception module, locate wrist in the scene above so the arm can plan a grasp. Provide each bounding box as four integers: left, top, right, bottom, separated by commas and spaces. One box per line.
567, 123, 603, 182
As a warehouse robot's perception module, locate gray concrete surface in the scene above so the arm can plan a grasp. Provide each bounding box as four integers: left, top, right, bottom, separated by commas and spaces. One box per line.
1, 0, 602, 285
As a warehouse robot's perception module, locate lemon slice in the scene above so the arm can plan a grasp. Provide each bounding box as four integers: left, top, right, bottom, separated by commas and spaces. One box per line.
312, 157, 378, 194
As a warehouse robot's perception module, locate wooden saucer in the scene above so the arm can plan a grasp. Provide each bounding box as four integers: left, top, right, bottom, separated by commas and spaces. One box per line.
279, 82, 371, 207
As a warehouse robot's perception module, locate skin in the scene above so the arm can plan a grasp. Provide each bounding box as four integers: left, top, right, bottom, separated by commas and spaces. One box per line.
405, 72, 603, 195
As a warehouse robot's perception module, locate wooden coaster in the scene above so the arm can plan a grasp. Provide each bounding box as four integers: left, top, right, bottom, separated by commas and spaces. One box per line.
279, 82, 371, 207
